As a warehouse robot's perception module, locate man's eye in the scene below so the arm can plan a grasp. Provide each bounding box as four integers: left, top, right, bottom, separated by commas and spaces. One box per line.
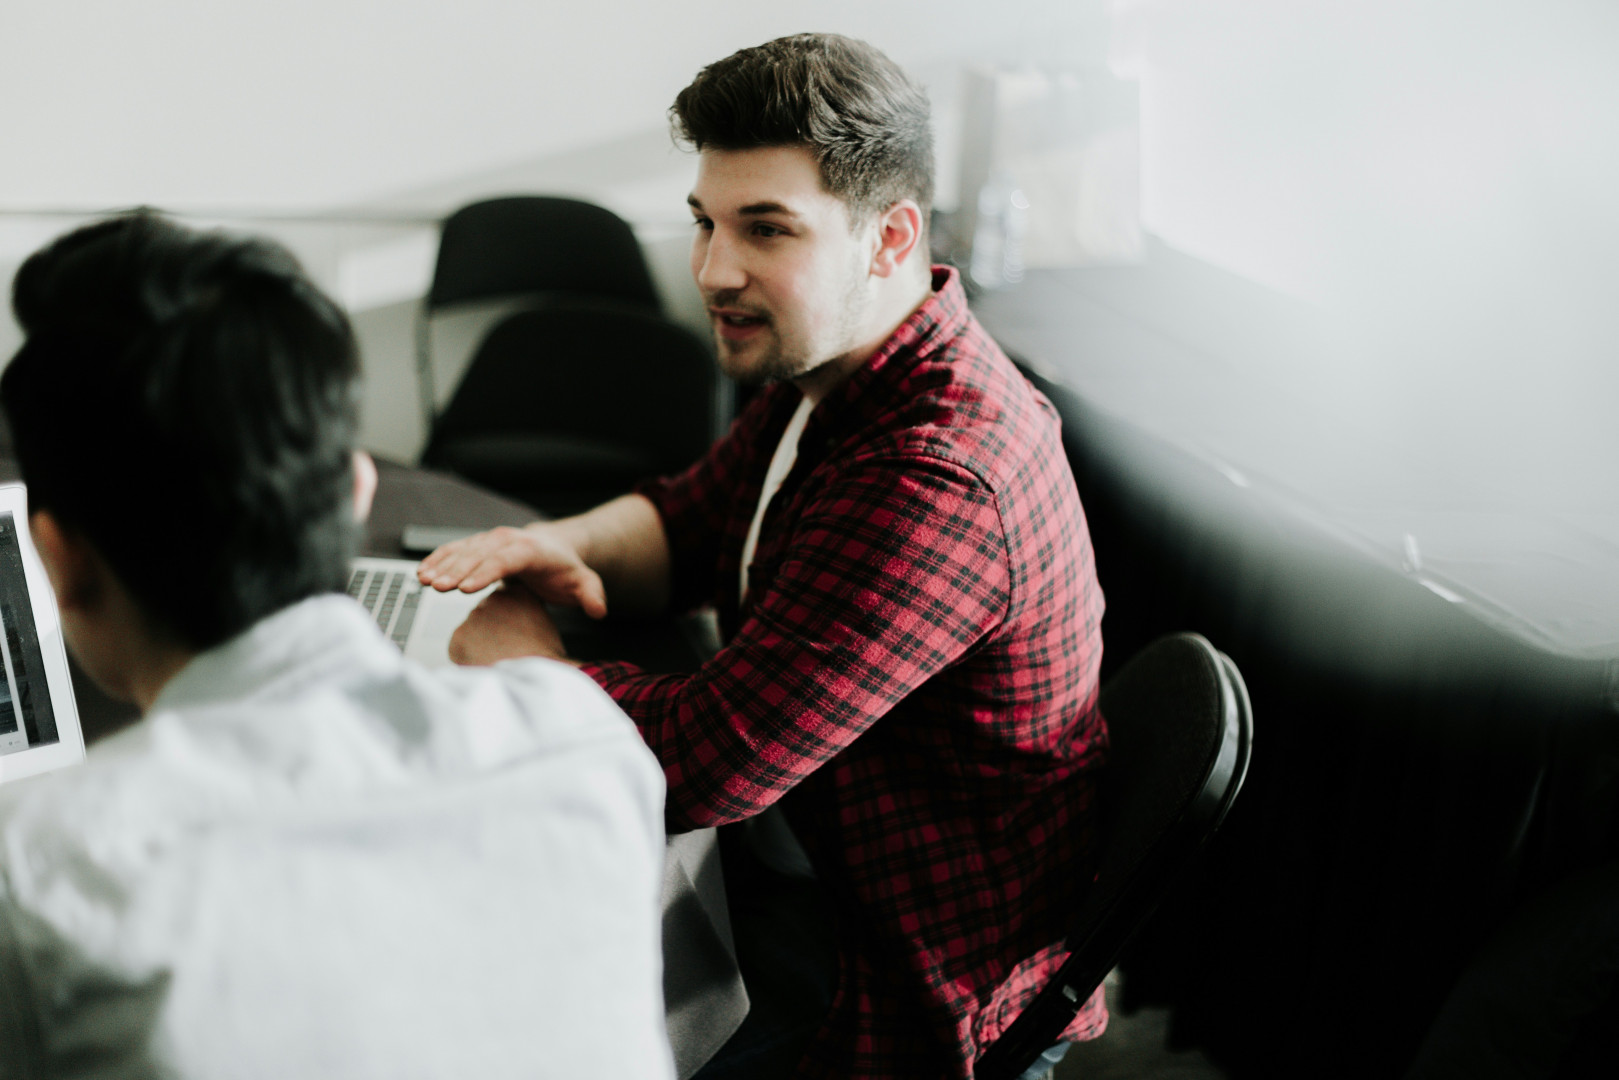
753, 223, 784, 238
692, 217, 714, 231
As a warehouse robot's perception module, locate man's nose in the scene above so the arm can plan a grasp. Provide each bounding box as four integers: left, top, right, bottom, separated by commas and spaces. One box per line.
695, 229, 747, 295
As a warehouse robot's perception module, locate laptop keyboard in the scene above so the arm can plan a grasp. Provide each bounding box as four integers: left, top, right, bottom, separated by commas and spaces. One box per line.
347, 567, 423, 649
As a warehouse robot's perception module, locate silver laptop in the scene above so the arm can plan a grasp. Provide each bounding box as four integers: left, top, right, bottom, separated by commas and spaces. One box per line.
348, 557, 493, 668
0, 484, 86, 785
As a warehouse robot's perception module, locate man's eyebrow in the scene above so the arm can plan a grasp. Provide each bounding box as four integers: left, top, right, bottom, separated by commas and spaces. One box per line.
738, 201, 800, 218
685, 195, 803, 219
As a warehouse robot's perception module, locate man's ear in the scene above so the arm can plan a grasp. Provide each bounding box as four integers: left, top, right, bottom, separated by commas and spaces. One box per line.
29, 510, 102, 614
869, 199, 925, 280
352, 450, 378, 523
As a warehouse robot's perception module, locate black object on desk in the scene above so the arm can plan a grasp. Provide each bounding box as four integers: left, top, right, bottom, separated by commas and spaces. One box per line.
398, 524, 480, 555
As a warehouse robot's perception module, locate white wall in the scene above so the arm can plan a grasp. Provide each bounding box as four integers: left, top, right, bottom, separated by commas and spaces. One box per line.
0, 1, 1108, 214
1115, 0, 1619, 514
1, 0, 1113, 459
7, 0, 1615, 504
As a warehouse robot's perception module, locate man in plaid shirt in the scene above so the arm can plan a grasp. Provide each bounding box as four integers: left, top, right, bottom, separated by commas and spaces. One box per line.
424, 33, 1108, 1080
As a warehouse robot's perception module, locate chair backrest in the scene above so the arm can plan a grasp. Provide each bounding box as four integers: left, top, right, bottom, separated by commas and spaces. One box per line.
974, 632, 1253, 1080
420, 301, 717, 515
427, 196, 661, 313
415, 196, 668, 438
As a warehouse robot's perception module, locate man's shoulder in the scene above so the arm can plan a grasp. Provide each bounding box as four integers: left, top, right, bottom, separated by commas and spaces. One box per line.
857, 313, 1060, 487
237, 652, 661, 794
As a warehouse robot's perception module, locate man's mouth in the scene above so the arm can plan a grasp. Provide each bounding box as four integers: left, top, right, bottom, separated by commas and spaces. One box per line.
711, 309, 769, 341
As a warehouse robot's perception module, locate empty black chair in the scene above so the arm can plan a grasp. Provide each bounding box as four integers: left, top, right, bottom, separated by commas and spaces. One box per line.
420, 301, 717, 518
415, 196, 718, 513
415, 195, 669, 430
426, 195, 660, 312
973, 632, 1254, 1080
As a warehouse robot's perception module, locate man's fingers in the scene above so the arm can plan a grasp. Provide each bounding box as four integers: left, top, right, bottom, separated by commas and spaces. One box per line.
575, 571, 608, 619
418, 528, 530, 592
513, 563, 608, 618
417, 533, 487, 577
423, 551, 496, 592
417, 535, 486, 589
455, 532, 550, 593
560, 566, 609, 619
418, 526, 605, 614
452, 555, 514, 593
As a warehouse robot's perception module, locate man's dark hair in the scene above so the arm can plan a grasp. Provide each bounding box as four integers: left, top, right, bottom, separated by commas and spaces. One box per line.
1, 210, 363, 649
671, 33, 935, 226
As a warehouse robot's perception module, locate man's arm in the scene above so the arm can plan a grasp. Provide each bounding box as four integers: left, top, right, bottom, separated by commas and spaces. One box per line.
427, 393, 764, 668
583, 453, 1013, 831
557, 494, 673, 616
419, 493, 672, 618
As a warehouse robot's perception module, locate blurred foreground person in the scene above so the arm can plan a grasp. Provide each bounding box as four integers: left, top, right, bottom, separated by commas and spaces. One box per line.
422, 33, 1107, 1080
0, 211, 674, 1079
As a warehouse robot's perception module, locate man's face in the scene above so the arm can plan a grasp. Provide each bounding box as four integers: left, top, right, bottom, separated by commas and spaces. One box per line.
688, 145, 875, 385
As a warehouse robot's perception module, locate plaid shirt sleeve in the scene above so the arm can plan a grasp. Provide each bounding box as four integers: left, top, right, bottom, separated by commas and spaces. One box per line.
583, 447, 1009, 833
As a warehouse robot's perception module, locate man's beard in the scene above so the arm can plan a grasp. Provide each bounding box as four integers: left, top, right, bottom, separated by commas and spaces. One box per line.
714, 316, 800, 386
711, 254, 872, 387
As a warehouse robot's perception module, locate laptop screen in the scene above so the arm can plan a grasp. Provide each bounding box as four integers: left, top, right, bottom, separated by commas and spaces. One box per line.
0, 511, 59, 759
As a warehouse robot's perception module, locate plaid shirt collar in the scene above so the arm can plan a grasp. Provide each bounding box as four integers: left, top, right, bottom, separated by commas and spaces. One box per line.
798, 264, 969, 447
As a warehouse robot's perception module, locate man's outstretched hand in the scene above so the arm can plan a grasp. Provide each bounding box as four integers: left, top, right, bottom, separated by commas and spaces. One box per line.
417, 524, 608, 619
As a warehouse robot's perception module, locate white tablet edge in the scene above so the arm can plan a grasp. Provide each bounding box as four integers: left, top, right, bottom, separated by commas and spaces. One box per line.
0, 483, 86, 785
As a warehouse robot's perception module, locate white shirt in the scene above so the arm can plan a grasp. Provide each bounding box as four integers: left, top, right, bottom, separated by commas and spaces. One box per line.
739, 393, 814, 602
0, 595, 675, 1080
737, 393, 819, 880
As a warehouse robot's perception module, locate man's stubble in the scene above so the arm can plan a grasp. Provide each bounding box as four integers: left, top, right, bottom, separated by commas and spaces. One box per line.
713, 246, 873, 389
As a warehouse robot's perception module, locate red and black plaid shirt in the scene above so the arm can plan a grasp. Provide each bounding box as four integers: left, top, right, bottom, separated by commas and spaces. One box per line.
580, 267, 1108, 1078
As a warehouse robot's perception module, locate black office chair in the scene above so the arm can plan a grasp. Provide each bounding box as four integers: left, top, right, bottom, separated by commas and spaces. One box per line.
419, 300, 717, 518
427, 195, 659, 308
415, 195, 667, 430
415, 196, 718, 513
973, 632, 1254, 1080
